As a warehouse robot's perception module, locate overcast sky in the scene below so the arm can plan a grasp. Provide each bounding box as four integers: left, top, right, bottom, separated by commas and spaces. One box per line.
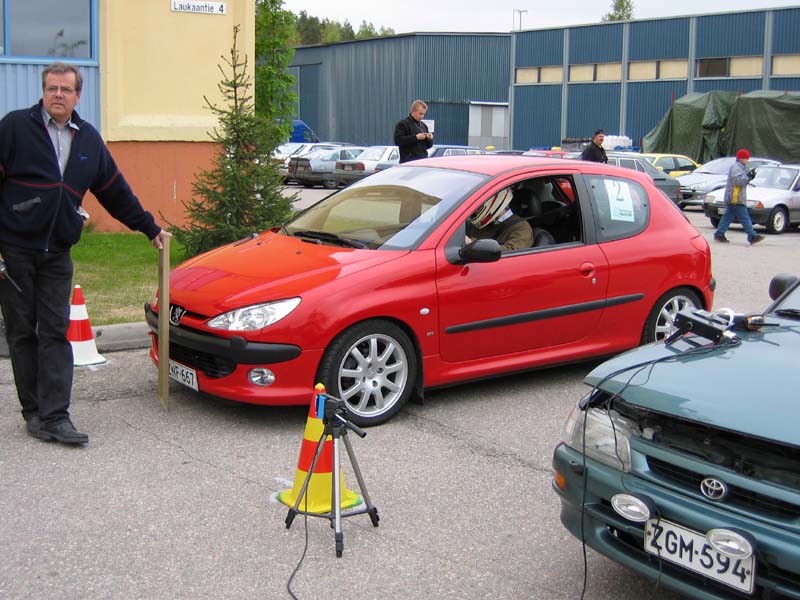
281, 1, 800, 33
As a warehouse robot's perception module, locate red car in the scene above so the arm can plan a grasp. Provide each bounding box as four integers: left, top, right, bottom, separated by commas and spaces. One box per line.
146, 156, 715, 426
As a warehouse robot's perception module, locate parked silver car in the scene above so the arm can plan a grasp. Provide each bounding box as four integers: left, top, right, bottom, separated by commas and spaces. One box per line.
677, 156, 780, 208
288, 146, 367, 189
334, 145, 400, 186
703, 164, 800, 234
273, 142, 349, 183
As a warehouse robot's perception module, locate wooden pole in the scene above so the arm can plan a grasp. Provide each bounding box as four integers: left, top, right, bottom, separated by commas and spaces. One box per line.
157, 236, 171, 411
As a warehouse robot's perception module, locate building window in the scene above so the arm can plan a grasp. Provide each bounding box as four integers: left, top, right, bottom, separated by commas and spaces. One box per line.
697, 58, 729, 78
730, 56, 762, 77
540, 66, 563, 83
595, 63, 621, 81
515, 67, 539, 84
569, 64, 595, 82
4, 0, 92, 58
773, 54, 800, 76
629, 61, 657, 80
659, 59, 688, 79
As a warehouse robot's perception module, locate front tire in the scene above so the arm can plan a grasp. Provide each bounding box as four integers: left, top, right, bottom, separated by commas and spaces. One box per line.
641, 288, 702, 344
317, 320, 416, 427
766, 207, 787, 234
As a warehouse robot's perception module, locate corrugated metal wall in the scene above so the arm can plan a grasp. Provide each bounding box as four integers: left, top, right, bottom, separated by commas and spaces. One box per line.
0, 64, 100, 131
569, 23, 623, 64
512, 85, 562, 150
289, 34, 509, 146
629, 18, 689, 61
694, 79, 762, 93
626, 81, 689, 146
566, 83, 620, 138
515, 29, 564, 67
772, 8, 800, 53
771, 78, 800, 91
696, 12, 765, 58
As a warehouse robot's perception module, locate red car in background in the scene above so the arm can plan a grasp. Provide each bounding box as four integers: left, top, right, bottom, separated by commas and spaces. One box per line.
146, 156, 715, 426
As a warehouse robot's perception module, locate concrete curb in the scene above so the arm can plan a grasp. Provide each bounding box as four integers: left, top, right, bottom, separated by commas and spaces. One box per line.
0, 320, 151, 358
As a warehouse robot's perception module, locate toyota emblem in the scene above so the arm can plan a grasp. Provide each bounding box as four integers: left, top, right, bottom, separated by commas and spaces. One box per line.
169, 305, 186, 326
700, 477, 728, 501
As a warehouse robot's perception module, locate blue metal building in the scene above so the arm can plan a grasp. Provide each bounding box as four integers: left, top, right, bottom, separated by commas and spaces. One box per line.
289, 33, 511, 147
511, 6, 800, 150
292, 6, 800, 154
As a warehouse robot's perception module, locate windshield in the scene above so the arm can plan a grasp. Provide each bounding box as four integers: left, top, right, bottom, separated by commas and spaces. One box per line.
275, 142, 302, 156
358, 146, 392, 161
283, 166, 487, 250
772, 278, 800, 314
696, 158, 733, 175
751, 167, 798, 190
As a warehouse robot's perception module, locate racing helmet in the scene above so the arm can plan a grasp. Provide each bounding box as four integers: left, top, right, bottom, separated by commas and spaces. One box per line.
469, 188, 513, 229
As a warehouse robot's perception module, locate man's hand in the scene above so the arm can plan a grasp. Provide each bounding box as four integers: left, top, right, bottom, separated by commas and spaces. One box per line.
151, 229, 172, 250
415, 132, 428, 140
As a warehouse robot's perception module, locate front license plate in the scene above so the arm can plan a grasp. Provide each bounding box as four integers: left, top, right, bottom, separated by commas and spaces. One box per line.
645, 519, 755, 594
168, 360, 199, 391
717, 207, 726, 215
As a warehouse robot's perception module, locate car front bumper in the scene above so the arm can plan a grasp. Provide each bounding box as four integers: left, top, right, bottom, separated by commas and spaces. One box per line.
144, 304, 319, 405
552, 442, 800, 599
703, 203, 770, 226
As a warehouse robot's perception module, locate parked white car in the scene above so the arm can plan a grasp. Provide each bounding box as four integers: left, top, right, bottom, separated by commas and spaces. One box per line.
677, 156, 779, 207
702, 164, 800, 234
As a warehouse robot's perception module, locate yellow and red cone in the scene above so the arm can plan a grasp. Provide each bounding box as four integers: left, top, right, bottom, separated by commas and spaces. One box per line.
278, 384, 362, 513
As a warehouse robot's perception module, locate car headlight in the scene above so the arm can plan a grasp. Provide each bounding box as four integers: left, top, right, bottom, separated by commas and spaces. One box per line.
207, 298, 301, 331
562, 399, 635, 472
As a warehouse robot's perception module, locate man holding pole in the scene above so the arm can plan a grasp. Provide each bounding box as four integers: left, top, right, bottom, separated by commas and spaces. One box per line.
0, 61, 170, 444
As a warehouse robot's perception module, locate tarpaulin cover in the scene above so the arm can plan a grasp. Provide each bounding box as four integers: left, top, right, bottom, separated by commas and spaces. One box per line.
642, 91, 737, 163
644, 91, 800, 164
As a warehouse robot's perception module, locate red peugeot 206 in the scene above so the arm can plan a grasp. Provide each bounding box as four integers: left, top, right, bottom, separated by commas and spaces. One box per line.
146, 155, 715, 426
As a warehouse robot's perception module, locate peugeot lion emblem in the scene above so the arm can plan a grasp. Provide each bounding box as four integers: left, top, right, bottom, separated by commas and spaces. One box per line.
700, 477, 728, 501
169, 305, 186, 326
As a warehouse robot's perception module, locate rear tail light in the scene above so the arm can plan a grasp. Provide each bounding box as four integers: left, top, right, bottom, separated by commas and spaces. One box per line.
335, 161, 343, 169
354, 163, 365, 171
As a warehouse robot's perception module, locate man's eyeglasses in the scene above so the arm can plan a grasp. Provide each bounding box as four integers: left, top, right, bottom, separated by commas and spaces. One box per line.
44, 85, 77, 96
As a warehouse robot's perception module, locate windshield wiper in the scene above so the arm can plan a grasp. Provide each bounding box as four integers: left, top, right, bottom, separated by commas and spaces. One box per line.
773, 308, 800, 319
292, 230, 368, 249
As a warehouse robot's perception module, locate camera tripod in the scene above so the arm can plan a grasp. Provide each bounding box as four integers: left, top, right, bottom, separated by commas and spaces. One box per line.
284, 404, 379, 557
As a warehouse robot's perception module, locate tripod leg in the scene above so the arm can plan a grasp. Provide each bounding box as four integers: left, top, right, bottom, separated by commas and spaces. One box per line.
342, 433, 380, 527
333, 436, 344, 557
285, 433, 327, 528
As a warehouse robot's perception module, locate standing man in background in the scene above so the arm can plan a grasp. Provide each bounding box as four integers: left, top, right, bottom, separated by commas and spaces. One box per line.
581, 129, 608, 163
394, 99, 433, 163
0, 62, 171, 445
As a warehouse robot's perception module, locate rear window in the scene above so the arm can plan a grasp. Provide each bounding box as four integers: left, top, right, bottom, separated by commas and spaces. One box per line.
586, 175, 650, 242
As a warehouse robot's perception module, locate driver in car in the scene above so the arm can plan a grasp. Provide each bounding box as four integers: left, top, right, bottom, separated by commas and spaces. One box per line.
465, 188, 533, 252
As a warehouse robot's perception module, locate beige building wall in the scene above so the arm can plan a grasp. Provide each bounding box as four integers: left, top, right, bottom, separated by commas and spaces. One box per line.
100, 0, 255, 141
86, 0, 255, 232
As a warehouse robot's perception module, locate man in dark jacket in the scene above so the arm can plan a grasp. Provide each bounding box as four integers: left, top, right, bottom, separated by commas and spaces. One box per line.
0, 62, 170, 444
394, 99, 433, 163
580, 129, 608, 163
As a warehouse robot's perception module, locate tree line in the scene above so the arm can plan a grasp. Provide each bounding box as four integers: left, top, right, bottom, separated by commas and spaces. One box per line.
292, 10, 395, 46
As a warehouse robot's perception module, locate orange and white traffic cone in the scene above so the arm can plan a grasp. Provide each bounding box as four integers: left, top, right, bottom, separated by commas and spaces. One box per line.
67, 285, 107, 366
278, 384, 362, 513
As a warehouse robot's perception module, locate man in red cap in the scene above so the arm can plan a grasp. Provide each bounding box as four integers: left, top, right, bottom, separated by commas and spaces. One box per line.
714, 149, 764, 245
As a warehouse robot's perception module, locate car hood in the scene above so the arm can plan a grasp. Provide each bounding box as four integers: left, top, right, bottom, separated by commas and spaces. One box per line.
677, 173, 725, 188
585, 323, 800, 446
169, 232, 404, 315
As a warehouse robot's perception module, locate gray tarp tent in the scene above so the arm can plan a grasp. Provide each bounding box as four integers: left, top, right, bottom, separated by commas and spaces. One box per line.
642, 91, 737, 163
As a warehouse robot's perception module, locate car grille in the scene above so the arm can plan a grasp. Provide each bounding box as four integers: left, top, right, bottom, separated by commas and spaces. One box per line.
647, 457, 800, 520
169, 341, 236, 378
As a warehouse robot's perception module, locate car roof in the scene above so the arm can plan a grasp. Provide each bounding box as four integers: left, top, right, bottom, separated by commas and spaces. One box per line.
401, 154, 632, 177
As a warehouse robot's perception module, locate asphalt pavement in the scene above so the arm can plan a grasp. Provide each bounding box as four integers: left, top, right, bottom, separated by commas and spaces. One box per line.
1, 200, 797, 600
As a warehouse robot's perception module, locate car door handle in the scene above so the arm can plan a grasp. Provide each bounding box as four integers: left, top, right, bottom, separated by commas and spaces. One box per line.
579, 262, 596, 278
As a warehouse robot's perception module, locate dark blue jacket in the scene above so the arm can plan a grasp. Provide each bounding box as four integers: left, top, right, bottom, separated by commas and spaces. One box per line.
0, 101, 159, 251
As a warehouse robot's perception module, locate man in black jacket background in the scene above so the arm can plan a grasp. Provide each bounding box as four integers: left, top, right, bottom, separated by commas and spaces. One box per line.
394, 99, 433, 163
0, 62, 170, 445
580, 129, 608, 163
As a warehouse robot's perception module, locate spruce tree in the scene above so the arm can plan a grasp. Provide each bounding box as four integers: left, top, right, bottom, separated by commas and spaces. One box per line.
170, 25, 294, 257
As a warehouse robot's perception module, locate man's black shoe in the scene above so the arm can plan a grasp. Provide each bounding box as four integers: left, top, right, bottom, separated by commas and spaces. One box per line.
38, 420, 89, 444
750, 234, 765, 245
25, 416, 47, 439
714, 234, 730, 243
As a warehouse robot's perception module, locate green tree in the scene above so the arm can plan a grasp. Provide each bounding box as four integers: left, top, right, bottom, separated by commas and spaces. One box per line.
254, 0, 297, 148
170, 25, 294, 257
295, 10, 323, 44
602, 0, 634, 21
355, 20, 378, 39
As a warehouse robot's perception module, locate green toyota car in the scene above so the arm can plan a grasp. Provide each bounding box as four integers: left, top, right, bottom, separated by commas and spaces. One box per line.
552, 273, 800, 599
